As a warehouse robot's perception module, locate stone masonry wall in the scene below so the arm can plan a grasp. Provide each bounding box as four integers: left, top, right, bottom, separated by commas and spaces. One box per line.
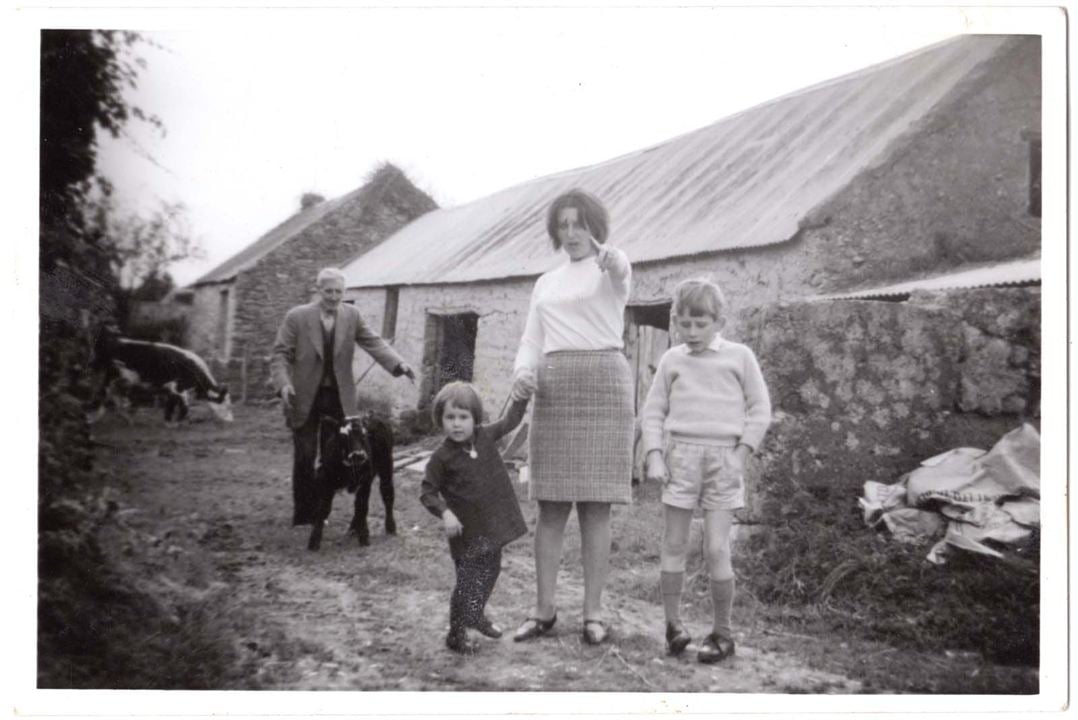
346, 280, 535, 427
737, 286, 1040, 524
183, 281, 233, 360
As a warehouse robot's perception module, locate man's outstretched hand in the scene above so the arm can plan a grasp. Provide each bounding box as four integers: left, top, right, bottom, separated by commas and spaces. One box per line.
280, 384, 295, 412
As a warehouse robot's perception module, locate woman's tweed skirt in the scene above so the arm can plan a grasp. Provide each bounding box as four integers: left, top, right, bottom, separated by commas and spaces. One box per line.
529, 350, 634, 504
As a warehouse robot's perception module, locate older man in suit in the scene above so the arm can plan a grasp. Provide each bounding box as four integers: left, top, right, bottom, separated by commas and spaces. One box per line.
272, 267, 416, 526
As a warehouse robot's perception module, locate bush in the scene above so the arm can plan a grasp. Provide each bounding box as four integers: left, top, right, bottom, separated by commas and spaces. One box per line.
38, 318, 257, 688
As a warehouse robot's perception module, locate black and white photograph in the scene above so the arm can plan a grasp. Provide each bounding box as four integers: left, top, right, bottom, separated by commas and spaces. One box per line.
11, 2, 1068, 717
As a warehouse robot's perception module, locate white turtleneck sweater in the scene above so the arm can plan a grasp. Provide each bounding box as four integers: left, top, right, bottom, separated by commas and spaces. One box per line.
513, 247, 632, 374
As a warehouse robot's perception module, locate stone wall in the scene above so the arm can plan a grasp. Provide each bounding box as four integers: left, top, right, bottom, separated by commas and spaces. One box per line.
737, 286, 1040, 524
182, 281, 234, 360
346, 280, 535, 426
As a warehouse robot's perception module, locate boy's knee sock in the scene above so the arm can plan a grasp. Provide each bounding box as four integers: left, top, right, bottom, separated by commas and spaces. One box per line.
710, 577, 735, 638
660, 571, 684, 625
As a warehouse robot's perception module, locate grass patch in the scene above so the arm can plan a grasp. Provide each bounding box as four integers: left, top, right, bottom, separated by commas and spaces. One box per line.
38, 546, 265, 689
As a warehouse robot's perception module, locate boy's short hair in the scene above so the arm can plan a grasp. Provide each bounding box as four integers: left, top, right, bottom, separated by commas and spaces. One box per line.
431, 381, 485, 426
316, 267, 346, 286
673, 278, 727, 319
546, 189, 609, 250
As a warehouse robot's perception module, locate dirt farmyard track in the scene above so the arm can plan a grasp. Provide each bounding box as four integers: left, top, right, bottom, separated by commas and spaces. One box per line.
92, 402, 870, 692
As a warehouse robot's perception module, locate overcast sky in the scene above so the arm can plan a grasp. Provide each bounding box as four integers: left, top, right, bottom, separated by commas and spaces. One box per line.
90, 6, 1023, 285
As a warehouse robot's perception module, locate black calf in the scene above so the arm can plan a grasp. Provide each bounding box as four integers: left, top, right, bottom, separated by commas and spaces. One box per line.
308, 414, 395, 551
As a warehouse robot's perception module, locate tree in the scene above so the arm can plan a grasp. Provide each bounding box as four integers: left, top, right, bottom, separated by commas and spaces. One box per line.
89, 198, 203, 329
38, 29, 161, 523
131, 271, 176, 302
101, 199, 202, 293
40, 30, 162, 273
37, 30, 171, 686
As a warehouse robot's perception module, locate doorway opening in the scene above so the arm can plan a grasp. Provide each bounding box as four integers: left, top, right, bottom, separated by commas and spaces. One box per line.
624, 301, 672, 482
420, 311, 479, 412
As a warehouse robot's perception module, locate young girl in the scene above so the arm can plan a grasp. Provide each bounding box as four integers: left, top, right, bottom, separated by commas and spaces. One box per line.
641, 278, 771, 663
420, 381, 532, 654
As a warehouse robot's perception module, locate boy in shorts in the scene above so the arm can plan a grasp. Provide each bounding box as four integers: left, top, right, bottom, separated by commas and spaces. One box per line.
641, 278, 771, 663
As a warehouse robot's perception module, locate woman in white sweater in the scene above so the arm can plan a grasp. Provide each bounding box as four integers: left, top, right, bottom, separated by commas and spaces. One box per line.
510, 189, 634, 646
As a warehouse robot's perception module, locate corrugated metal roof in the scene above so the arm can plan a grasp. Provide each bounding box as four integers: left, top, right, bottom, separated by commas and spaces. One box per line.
811, 258, 1041, 300
343, 35, 1017, 288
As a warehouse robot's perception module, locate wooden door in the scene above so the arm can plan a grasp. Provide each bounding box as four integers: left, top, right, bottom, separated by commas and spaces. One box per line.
625, 303, 671, 481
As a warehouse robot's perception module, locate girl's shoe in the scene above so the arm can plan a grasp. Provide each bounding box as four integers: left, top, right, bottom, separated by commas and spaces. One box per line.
475, 615, 503, 639
445, 629, 479, 655
582, 619, 609, 646
665, 622, 692, 656
513, 613, 557, 642
697, 632, 735, 664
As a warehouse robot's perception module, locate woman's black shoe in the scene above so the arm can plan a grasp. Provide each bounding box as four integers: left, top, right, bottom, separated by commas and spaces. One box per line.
665, 622, 691, 656
512, 613, 557, 642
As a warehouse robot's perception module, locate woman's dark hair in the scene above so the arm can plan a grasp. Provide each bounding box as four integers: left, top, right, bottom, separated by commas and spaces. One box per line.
431, 381, 485, 427
546, 189, 609, 250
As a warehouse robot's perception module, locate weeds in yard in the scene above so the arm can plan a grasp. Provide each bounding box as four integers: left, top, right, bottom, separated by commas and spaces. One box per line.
735, 504, 1038, 665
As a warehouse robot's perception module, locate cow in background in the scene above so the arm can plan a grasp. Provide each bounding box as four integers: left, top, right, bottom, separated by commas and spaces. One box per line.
90, 327, 233, 423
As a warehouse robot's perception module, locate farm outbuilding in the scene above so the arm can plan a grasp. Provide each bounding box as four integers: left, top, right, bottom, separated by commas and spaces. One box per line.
165, 163, 436, 398
340, 35, 1040, 455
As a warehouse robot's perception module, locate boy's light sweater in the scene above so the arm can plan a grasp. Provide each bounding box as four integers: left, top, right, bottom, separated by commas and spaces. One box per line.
513, 247, 631, 374
640, 335, 772, 453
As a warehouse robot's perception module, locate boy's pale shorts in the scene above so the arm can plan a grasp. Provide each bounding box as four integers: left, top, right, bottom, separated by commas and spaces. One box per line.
662, 438, 745, 511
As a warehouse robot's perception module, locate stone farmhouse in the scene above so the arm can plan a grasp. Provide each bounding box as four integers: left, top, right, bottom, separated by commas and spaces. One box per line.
169, 163, 436, 397
339, 35, 1042, 504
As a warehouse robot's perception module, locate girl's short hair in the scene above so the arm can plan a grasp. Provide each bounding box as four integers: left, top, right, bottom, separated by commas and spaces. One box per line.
673, 278, 727, 319
431, 381, 485, 427
546, 189, 609, 250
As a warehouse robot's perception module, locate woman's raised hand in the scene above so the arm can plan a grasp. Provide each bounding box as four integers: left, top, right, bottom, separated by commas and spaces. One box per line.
591, 237, 615, 273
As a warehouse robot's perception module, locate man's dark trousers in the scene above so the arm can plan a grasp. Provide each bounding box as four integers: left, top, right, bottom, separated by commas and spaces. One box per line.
292, 385, 344, 526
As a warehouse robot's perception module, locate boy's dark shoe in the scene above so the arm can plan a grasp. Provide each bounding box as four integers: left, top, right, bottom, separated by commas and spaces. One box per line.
665, 622, 692, 656
475, 615, 503, 639
697, 632, 735, 664
445, 629, 479, 655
